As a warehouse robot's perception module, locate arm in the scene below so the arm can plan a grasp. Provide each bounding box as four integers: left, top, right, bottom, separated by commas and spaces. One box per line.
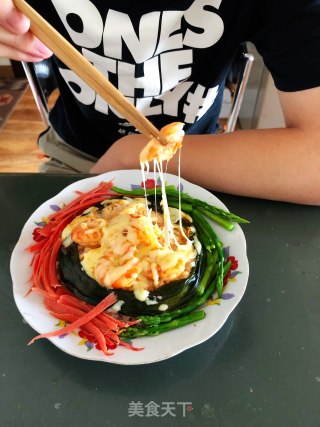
0, 0, 52, 61
91, 86, 320, 206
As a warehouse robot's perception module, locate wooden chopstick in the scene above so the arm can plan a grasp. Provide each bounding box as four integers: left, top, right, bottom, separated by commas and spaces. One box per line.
13, 0, 168, 145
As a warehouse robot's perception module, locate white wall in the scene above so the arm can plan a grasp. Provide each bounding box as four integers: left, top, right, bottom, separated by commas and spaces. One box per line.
253, 70, 285, 129
239, 44, 285, 130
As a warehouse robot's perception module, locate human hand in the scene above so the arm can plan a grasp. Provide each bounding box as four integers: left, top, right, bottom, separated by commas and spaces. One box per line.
0, 0, 52, 61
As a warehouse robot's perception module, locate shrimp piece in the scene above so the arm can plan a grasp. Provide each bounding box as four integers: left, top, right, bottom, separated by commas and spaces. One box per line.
172, 225, 188, 245
150, 211, 164, 227
139, 122, 185, 163
101, 199, 129, 220
112, 266, 140, 289
160, 258, 186, 284
71, 218, 105, 248
94, 255, 140, 289
146, 246, 197, 286
121, 201, 148, 217
147, 263, 161, 287
118, 244, 136, 263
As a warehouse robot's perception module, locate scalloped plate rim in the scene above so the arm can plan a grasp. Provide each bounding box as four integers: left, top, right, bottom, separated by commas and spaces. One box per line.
10, 170, 249, 365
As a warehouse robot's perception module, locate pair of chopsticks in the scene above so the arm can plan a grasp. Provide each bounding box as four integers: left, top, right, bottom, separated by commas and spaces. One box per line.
13, 0, 167, 145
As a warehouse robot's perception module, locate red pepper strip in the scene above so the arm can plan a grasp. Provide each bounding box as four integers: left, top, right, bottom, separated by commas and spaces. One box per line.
48, 312, 114, 356
54, 181, 113, 209
37, 252, 57, 295
78, 329, 97, 343
37, 250, 55, 294
30, 216, 72, 292
98, 311, 141, 328
29, 249, 42, 284
56, 189, 116, 217
104, 336, 117, 349
28, 292, 117, 345
43, 296, 71, 314
58, 296, 119, 331
26, 240, 47, 253
60, 295, 127, 330
90, 318, 117, 336
73, 191, 117, 206
32, 227, 47, 241
119, 339, 144, 351
48, 311, 77, 323
44, 195, 115, 224
46, 182, 114, 223
54, 286, 73, 297
104, 331, 121, 345
58, 294, 139, 329
47, 237, 62, 288
95, 331, 121, 347
47, 182, 112, 215
33, 222, 56, 238
34, 215, 73, 256
80, 322, 114, 355
28, 232, 54, 275
43, 297, 118, 342
28, 182, 114, 254
57, 294, 95, 310
29, 287, 51, 298
26, 181, 146, 356
45, 298, 122, 343
58, 295, 119, 331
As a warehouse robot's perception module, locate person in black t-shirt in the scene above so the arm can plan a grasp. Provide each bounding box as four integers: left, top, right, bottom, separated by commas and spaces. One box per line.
0, 0, 320, 205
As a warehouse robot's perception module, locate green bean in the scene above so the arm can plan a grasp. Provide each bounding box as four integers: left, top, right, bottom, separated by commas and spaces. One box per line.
166, 188, 249, 226
110, 185, 249, 229
121, 310, 206, 339
192, 209, 225, 297
196, 206, 234, 231
137, 258, 231, 328
166, 199, 193, 213
111, 185, 176, 197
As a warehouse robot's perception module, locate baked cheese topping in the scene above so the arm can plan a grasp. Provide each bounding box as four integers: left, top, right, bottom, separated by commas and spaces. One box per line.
61, 198, 197, 294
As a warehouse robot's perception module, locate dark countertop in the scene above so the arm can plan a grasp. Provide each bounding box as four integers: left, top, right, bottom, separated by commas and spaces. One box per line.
1, 173, 319, 427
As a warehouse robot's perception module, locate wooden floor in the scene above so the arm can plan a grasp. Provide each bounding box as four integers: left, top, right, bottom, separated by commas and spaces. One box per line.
0, 86, 47, 173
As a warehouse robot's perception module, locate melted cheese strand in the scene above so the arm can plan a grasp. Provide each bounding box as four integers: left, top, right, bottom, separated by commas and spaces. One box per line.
177, 147, 190, 242
140, 159, 149, 209
141, 162, 149, 215
159, 160, 170, 248
153, 159, 158, 224
140, 162, 160, 251
139, 122, 186, 250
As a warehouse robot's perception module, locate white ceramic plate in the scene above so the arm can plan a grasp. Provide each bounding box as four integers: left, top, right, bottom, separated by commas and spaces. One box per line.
11, 170, 249, 365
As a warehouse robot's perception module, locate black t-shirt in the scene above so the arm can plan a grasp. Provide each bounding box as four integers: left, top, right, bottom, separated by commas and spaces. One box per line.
28, 0, 320, 158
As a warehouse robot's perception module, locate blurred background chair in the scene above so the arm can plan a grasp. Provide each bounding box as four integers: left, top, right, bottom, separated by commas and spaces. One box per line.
21, 59, 58, 128
21, 43, 254, 133
223, 43, 254, 132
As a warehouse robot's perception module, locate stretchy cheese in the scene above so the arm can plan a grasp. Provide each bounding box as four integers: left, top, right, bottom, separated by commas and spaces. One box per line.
139, 122, 186, 249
